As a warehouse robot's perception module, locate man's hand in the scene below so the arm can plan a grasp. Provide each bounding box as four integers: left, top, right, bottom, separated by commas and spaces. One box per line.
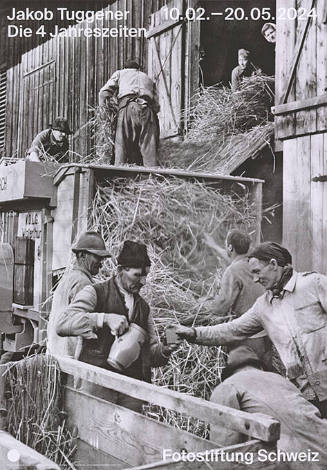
104, 314, 128, 336
173, 325, 197, 343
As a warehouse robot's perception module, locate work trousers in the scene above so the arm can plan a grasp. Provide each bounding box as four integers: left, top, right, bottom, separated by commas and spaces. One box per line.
115, 101, 159, 167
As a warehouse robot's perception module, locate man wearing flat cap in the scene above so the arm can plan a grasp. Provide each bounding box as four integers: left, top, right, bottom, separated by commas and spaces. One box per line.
231, 49, 255, 92
47, 231, 115, 359
175, 242, 327, 417
26, 117, 71, 163
56, 240, 174, 412
99, 59, 160, 167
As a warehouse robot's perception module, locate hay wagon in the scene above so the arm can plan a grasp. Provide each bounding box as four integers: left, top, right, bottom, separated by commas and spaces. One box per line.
0, 161, 273, 469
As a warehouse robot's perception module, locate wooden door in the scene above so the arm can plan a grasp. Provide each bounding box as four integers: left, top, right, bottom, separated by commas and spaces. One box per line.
147, 0, 200, 139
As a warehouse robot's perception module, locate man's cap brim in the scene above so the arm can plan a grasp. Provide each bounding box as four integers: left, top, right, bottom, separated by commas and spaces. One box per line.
72, 248, 111, 257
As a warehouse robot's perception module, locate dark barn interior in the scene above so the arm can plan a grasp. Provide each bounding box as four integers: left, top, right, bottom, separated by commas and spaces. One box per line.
200, 0, 276, 86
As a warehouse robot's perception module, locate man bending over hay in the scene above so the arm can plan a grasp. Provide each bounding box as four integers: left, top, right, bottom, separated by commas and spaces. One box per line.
99, 59, 160, 167
56, 240, 175, 412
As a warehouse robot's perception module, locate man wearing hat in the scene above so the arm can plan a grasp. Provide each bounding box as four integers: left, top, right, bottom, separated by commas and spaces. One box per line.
56, 240, 174, 412
99, 59, 160, 167
209, 345, 327, 468
26, 117, 71, 163
47, 231, 126, 359
174, 242, 327, 418
231, 49, 255, 91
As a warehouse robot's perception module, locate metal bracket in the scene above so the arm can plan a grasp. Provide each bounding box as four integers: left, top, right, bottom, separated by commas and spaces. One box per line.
312, 175, 327, 182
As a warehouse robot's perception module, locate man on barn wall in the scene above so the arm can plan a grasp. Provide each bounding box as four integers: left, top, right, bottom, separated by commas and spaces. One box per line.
99, 59, 160, 167
174, 242, 327, 418
231, 49, 255, 92
26, 117, 71, 163
202, 230, 272, 369
210, 345, 327, 469
47, 231, 112, 359
55, 240, 175, 412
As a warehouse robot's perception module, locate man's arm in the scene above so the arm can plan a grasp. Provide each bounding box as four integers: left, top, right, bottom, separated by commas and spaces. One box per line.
27, 130, 48, 161
146, 312, 171, 367
231, 67, 241, 92
99, 71, 120, 106
175, 300, 263, 347
56, 285, 128, 339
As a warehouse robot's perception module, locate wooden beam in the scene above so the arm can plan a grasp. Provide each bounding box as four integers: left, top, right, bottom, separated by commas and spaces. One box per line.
272, 95, 327, 115
54, 163, 265, 184
55, 356, 280, 443
71, 167, 81, 243
146, 19, 183, 39
280, 0, 316, 104
64, 386, 220, 467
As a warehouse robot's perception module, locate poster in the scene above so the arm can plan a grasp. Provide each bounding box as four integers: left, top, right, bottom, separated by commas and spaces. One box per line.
0, 0, 326, 469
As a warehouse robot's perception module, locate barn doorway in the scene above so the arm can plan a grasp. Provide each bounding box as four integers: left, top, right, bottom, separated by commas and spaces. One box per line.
199, 0, 276, 87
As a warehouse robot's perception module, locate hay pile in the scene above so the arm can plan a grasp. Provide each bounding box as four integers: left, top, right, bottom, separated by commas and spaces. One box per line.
5, 355, 76, 469
158, 74, 274, 173
91, 175, 257, 437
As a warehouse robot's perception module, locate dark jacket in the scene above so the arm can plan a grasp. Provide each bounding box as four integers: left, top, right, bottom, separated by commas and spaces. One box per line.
56, 276, 169, 382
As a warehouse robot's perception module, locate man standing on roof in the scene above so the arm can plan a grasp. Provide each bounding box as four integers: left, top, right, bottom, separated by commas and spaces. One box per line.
210, 345, 327, 469
231, 49, 255, 92
174, 242, 327, 418
26, 117, 71, 163
47, 231, 117, 359
202, 230, 271, 369
56, 240, 175, 412
99, 59, 160, 167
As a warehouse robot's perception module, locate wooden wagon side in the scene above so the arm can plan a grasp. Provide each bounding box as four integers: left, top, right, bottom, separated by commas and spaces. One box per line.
55, 356, 280, 470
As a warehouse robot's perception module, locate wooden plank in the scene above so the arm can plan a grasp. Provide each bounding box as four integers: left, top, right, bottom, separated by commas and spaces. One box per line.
295, 0, 317, 135
317, 0, 327, 131
65, 386, 221, 467
146, 18, 183, 39
311, 133, 324, 272
283, 136, 312, 270
272, 94, 327, 115
125, 440, 277, 470
275, 0, 296, 139
56, 356, 280, 443
69, 162, 264, 183
253, 183, 263, 244
281, 0, 316, 104
75, 439, 128, 470
0, 430, 59, 469
323, 132, 327, 275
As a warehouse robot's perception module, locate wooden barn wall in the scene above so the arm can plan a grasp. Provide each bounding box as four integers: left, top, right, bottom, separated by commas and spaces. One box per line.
2, 0, 168, 159
283, 132, 327, 274
275, 0, 327, 139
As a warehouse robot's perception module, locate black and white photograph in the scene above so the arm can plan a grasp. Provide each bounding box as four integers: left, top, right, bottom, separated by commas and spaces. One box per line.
0, 0, 326, 468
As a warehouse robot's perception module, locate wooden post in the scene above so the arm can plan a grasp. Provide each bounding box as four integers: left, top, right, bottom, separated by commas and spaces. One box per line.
0, 365, 8, 431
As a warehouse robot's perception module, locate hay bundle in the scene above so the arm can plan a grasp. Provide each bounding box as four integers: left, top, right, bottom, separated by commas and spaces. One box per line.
90, 175, 256, 436
158, 74, 274, 173
5, 355, 76, 469
187, 74, 274, 141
